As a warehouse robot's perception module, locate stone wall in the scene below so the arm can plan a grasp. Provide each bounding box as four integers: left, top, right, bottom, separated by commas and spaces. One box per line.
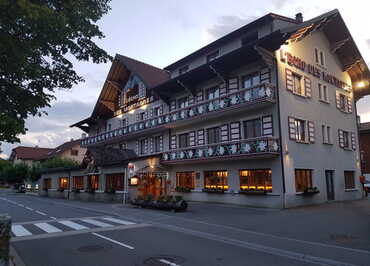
0, 215, 11, 266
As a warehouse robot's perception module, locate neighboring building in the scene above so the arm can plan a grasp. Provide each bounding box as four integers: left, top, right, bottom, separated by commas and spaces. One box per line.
359, 122, 370, 180
43, 139, 87, 164
40, 9, 370, 207
9, 146, 54, 166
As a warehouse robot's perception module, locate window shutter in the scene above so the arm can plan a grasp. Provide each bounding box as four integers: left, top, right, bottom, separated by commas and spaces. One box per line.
150, 108, 154, 117
260, 68, 271, 83
143, 111, 148, 120
159, 105, 164, 115
262, 115, 273, 136
347, 95, 353, 113
136, 113, 140, 122
159, 135, 163, 151
144, 138, 148, 154
228, 77, 239, 93
220, 124, 229, 142
197, 129, 205, 145
304, 77, 312, 98
230, 122, 241, 140
135, 140, 139, 154
288, 117, 296, 140
351, 132, 356, 150
286, 69, 294, 91
335, 91, 341, 109
149, 137, 154, 153
170, 100, 176, 111
308, 121, 315, 143
189, 95, 195, 105
189, 131, 196, 146
338, 129, 344, 148
170, 135, 177, 150
219, 83, 227, 97
196, 89, 204, 102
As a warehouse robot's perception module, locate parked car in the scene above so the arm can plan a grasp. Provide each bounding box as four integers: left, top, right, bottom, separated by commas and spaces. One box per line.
13, 183, 26, 193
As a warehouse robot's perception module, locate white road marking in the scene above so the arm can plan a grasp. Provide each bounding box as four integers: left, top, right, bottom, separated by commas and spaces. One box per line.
58, 220, 89, 230
34, 223, 62, 233
35, 211, 47, 216
92, 233, 134, 250
11, 225, 32, 237
25, 207, 33, 211
81, 219, 113, 228
18, 204, 24, 207
159, 259, 180, 266
102, 217, 136, 225
50, 217, 57, 220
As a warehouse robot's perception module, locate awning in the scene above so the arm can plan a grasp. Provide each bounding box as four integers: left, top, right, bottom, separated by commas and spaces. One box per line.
136, 165, 168, 173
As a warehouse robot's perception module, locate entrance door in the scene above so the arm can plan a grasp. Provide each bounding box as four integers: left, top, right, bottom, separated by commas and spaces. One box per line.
139, 173, 163, 199
325, 170, 335, 201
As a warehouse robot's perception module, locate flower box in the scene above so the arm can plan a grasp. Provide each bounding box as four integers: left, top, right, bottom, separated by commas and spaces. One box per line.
239, 189, 268, 195
175, 187, 192, 193
131, 195, 187, 212
202, 188, 226, 194
303, 187, 320, 195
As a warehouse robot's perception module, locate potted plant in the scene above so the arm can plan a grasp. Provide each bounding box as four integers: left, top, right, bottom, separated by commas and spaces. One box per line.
175, 186, 192, 193
202, 187, 226, 193
303, 187, 320, 195
239, 188, 267, 195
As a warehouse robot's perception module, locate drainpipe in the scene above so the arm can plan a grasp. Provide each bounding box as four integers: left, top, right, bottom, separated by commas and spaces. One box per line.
123, 165, 128, 204
274, 58, 286, 209
67, 170, 71, 200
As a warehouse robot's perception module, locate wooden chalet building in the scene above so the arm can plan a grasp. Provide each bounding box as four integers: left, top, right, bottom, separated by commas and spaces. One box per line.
40, 9, 370, 207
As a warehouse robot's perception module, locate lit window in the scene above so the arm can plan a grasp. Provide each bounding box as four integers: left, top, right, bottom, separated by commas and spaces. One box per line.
293, 73, 304, 96
176, 172, 195, 189
204, 170, 228, 190
295, 119, 306, 142
73, 176, 84, 190
239, 169, 272, 192
295, 169, 313, 192
106, 174, 124, 191
344, 171, 355, 189
59, 177, 69, 189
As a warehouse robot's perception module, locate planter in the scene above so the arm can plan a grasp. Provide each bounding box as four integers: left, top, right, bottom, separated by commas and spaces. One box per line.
175, 187, 192, 193
130, 197, 188, 212
239, 190, 268, 195
202, 188, 226, 194
303, 187, 320, 195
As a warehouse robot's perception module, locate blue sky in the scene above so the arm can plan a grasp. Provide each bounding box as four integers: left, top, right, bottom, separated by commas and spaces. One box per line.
1, 0, 370, 158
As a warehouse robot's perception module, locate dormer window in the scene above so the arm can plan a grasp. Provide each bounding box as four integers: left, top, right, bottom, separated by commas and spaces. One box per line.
179, 65, 189, 75
207, 50, 219, 63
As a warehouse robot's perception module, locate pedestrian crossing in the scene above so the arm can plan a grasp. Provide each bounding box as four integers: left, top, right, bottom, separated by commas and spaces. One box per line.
11, 217, 137, 238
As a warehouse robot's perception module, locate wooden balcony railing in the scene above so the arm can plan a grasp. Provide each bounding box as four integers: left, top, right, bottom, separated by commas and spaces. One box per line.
161, 137, 280, 163
81, 83, 276, 146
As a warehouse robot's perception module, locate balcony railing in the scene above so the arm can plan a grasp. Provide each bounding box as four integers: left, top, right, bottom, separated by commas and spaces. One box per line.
81, 83, 276, 146
161, 137, 280, 163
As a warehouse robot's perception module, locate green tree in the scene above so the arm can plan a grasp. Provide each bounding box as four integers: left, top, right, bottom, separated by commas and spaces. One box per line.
40, 157, 78, 169
0, 0, 112, 143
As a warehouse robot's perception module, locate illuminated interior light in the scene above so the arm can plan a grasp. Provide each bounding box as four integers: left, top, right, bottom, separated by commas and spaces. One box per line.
140, 104, 148, 110
356, 81, 366, 88
129, 109, 135, 114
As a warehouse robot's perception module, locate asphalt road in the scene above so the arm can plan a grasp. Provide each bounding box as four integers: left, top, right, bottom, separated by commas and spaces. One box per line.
1, 189, 369, 266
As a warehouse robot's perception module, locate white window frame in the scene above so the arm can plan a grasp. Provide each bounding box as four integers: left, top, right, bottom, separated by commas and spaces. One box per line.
318, 83, 329, 103
314, 47, 325, 67
292, 73, 305, 96
322, 124, 332, 144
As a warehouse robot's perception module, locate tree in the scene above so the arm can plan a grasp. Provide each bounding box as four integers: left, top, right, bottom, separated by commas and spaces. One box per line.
0, 0, 112, 143
40, 157, 79, 170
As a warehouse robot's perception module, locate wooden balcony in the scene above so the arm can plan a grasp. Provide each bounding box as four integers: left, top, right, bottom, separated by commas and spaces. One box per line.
161, 137, 280, 164
81, 83, 276, 147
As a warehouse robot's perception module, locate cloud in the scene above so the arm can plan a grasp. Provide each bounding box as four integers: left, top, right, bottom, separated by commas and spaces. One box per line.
271, 0, 289, 9
206, 15, 259, 42
366, 39, 370, 48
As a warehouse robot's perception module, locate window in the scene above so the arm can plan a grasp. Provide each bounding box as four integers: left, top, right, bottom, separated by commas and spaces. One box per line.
179, 133, 189, 148
206, 50, 219, 63
207, 127, 220, 144
295, 169, 313, 192
139, 112, 145, 121
322, 125, 332, 144
43, 178, 51, 189
315, 48, 325, 67
177, 97, 188, 109
88, 175, 99, 190
293, 73, 304, 96
176, 172, 195, 189
154, 136, 162, 152
59, 177, 69, 189
73, 176, 84, 190
119, 143, 127, 150
206, 87, 219, 100
106, 174, 124, 191
140, 139, 146, 155
121, 119, 127, 127
242, 72, 260, 89
71, 150, 78, 156
320, 51, 325, 66
204, 170, 228, 189
107, 123, 112, 131
339, 94, 346, 110
344, 171, 355, 189
153, 107, 160, 117
179, 65, 189, 75
239, 169, 272, 192
295, 119, 306, 142
318, 84, 328, 102
315, 48, 319, 64
343, 131, 349, 149
243, 118, 262, 139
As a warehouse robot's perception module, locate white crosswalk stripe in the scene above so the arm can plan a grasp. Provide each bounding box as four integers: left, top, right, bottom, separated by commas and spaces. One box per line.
102, 217, 136, 225
58, 220, 89, 230
12, 225, 32, 237
11, 217, 137, 238
35, 223, 62, 233
81, 219, 113, 228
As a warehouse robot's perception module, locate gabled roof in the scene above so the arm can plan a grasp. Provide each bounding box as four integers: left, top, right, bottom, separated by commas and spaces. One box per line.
9, 146, 54, 161
43, 139, 83, 159
83, 146, 137, 167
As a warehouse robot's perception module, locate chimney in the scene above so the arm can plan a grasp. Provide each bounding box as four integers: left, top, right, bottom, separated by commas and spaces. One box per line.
295, 13, 303, 23
81, 133, 87, 139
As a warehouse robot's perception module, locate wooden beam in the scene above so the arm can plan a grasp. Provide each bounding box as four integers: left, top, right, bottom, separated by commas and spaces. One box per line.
330, 37, 350, 53
107, 80, 124, 92
100, 100, 115, 111
254, 45, 275, 69
209, 65, 226, 83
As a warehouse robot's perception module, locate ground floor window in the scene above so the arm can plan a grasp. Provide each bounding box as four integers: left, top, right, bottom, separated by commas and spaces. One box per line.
295, 169, 313, 192
106, 174, 124, 191
344, 171, 355, 189
204, 170, 228, 189
59, 177, 68, 189
239, 169, 272, 192
43, 178, 51, 189
73, 176, 84, 190
176, 172, 195, 189
88, 175, 99, 190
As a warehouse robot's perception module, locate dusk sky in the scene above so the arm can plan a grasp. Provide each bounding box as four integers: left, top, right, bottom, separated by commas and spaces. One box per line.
1, 0, 370, 158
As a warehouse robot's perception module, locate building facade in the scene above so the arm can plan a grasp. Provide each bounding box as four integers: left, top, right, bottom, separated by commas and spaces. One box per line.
41, 10, 370, 208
